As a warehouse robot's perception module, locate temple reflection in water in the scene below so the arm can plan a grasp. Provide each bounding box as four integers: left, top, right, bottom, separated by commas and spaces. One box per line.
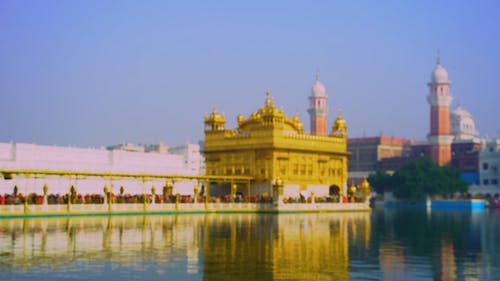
202, 213, 371, 280
0, 213, 371, 280
1, 210, 499, 280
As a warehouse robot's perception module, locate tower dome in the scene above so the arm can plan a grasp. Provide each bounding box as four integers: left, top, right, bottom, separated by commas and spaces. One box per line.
311, 76, 327, 97
430, 57, 450, 84
427, 54, 453, 166
308, 74, 328, 136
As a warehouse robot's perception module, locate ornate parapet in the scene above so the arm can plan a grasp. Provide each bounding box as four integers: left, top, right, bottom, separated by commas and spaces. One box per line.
282, 132, 344, 142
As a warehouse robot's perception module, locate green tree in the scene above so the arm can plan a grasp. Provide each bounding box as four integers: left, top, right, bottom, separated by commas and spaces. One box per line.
368, 170, 393, 194
441, 165, 468, 195
391, 158, 468, 202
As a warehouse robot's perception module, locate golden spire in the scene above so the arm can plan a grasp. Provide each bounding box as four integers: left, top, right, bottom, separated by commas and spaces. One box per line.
205, 105, 226, 124
265, 89, 271, 107
333, 110, 347, 134
349, 180, 357, 195
360, 178, 371, 192
237, 113, 244, 125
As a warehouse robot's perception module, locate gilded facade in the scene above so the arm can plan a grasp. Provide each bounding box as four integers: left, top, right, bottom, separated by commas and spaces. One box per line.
204, 90, 350, 199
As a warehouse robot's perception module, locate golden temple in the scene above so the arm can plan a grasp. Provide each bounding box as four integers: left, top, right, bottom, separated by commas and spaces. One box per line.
0, 82, 370, 218
204, 90, 351, 202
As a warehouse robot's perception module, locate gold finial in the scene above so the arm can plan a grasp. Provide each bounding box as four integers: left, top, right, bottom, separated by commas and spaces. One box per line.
237, 113, 244, 125
360, 178, 371, 191
437, 49, 441, 65
265, 89, 271, 107
333, 110, 347, 134
349, 181, 357, 195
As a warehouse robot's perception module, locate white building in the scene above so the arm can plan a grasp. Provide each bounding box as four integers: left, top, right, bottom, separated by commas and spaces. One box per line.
450, 104, 479, 142
0, 142, 204, 196
169, 144, 205, 176
469, 138, 500, 195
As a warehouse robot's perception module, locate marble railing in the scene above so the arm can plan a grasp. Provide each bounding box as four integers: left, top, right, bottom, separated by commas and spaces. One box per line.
0, 201, 370, 217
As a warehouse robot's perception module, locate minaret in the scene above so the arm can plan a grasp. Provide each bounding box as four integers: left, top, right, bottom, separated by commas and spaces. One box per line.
427, 56, 454, 166
307, 75, 328, 136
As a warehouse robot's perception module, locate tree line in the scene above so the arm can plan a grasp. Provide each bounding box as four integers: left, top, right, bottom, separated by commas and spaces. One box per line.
368, 157, 468, 202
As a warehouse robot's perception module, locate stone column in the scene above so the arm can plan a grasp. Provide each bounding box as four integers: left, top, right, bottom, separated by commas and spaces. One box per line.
103, 185, 109, 210
151, 185, 156, 206
43, 184, 48, 206
230, 183, 237, 203
193, 183, 199, 203
205, 181, 210, 210
164, 181, 173, 203
272, 178, 284, 205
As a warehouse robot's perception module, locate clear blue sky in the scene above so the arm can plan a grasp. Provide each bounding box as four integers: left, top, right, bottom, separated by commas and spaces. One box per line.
1, 0, 499, 147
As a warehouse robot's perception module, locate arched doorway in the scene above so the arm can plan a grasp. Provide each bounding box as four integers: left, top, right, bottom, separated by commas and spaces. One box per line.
329, 185, 340, 196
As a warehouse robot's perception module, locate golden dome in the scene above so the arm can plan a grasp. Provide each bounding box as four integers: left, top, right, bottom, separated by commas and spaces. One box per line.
333, 113, 347, 133
205, 106, 226, 123
360, 178, 371, 192
349, 181, 357, 195
235, 90, 304, 134
237, 114, 244, 125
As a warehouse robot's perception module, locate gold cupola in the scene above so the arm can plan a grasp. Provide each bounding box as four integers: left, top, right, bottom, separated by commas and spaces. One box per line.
359, 178, 371, 192
204, 106, 226, 132
331, 112, 347, 136
235, 90, 304, 134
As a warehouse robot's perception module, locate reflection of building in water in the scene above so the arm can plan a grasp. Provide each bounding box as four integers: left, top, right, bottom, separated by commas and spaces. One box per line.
480, 211, 500, 279
0, 213, 371, 280
271, 215, 350, 280
201, 214, 276, 280
433, 240, 456, 281
0, 215, 205, 274
375, 209, 492, 280
201, 213, 371, 281
379, 243, 406, 281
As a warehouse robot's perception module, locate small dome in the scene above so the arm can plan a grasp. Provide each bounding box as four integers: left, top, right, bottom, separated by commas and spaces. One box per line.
431, 63, 449, 84
451, 104, 466, 117
450, 103, 478, 141
451, 104, 472, 118
360, 178, 371, 192
349, 183, 357, 195
311, 78, 326, 97
334, 114, 346, 130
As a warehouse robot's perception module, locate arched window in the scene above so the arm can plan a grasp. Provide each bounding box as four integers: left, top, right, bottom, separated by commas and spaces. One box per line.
483, 162, 489, 170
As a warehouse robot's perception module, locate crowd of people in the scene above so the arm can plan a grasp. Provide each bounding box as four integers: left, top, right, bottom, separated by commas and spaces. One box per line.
0, 192, 278, 205
0, 191, 359, 205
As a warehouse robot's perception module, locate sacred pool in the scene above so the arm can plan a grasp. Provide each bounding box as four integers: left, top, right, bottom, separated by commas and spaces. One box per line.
0, 208, 499, 281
